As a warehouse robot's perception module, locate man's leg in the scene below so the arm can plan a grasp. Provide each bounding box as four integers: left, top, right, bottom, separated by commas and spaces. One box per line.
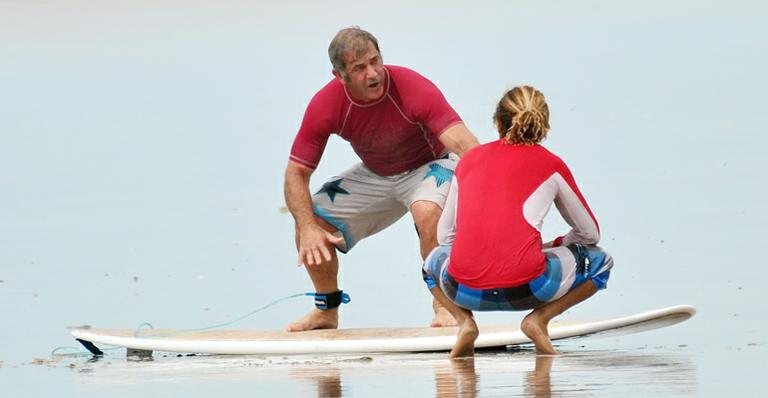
520, 280, 598, 354
411, 200, 458, 327
286, 216, 342, 332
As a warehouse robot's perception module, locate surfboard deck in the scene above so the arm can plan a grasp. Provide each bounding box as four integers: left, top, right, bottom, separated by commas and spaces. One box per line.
69, 304, 695, 356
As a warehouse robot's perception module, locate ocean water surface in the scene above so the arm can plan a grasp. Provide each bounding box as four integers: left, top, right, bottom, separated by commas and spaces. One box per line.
1, 1, 766, 396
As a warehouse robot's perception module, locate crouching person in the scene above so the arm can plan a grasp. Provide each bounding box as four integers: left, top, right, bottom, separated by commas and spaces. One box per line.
422, 86, 614, 357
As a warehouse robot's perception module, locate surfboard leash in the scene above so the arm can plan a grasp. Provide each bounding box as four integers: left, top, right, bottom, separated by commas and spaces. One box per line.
51, 293, 312, 358
133, 290, 351, 337
133, 292, 312, 337
52, 291, 351, 358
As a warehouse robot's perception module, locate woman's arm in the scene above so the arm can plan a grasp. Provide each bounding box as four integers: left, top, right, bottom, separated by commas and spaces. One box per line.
437, 176, 460, 245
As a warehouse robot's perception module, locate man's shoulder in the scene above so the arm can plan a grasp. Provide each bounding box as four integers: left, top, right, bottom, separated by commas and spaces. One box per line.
386, 64, 446, 104
306, 77, 348, 114
387, 65, 431, 85
312, 77, 345, 100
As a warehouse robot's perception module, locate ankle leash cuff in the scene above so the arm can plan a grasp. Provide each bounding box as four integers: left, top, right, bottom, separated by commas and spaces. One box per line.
314, 290, 351, 310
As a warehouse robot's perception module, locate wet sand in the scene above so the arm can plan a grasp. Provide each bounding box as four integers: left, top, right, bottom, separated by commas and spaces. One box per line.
18, 343, 699, 397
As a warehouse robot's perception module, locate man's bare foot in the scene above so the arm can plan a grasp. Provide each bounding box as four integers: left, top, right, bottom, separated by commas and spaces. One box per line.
286, 309, 338, 332
449, 319, 479, 358
431, 306, 459, 327
521, 311, 559, 355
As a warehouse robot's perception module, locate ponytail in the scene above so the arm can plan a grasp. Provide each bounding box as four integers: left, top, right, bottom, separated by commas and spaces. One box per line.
494, 86, 550, 145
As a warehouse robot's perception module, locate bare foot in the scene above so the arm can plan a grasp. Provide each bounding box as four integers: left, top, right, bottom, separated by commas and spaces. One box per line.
286, 309, 338, 332
521, 311, 559, 355
431, 306, 459, 327
449, 319, 479, 358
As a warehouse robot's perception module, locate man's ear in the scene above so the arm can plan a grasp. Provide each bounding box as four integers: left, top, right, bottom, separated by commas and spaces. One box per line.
332, 69, 346, 84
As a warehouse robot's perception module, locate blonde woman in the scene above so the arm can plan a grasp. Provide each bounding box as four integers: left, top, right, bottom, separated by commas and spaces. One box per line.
423, 86, 614, 357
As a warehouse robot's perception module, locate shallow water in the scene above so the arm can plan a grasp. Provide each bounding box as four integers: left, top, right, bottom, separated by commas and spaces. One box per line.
7, 343, 702, 397
4, 329, 765, 397
2, 0, 767, 396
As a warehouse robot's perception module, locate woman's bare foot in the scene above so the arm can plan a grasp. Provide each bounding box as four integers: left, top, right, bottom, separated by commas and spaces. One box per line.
449, 318, 479, 358
431, 306, 459, 327
286, 309, 338, 332
521, 311, 559, 355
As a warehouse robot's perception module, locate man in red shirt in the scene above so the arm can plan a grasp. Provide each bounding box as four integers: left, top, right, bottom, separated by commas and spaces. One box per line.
284, 27, 479, 331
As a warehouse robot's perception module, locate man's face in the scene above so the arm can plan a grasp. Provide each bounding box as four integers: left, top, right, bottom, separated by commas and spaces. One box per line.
336, 42, 385, 102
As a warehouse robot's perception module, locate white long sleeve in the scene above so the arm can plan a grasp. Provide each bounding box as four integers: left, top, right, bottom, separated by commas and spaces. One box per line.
437, 175, 459, 245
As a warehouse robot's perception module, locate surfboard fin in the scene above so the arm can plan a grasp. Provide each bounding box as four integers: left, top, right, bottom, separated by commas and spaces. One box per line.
76, 338, 104, 356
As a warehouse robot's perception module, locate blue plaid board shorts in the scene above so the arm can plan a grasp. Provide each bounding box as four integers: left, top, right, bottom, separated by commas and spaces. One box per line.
422, 244, 613, 311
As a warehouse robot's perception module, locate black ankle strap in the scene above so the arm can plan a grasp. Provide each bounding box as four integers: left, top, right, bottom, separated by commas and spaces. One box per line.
314, 290, 351, 310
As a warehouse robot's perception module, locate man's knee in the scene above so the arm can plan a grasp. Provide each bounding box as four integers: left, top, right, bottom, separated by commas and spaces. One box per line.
411, 199, 442, 215
411, 200, 442, 234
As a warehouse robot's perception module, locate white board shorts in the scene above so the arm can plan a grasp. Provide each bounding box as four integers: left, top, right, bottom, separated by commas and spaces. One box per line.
312, 154, 458, 252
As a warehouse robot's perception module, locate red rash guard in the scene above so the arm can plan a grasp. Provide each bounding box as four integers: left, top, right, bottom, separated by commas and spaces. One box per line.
289, 65, 463, 176
439, 140, 600, 289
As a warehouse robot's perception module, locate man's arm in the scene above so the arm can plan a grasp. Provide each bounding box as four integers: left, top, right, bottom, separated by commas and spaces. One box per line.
284, 160, 317, 228
284, 160, 341, 266
438, 123, 480, 157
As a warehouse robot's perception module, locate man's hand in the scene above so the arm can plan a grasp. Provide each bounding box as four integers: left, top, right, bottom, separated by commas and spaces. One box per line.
297, 223, 344, 267
285, 160, 344, 266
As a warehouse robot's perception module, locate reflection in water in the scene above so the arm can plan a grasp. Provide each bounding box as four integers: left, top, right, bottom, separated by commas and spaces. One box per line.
283, 361, 344, 398
434, 358, 479, 398
524, 355, 554, 398
71, 347, 696, 397
309, 368, 343, 398
430, 348, 696, 398
433, 354, 555, 398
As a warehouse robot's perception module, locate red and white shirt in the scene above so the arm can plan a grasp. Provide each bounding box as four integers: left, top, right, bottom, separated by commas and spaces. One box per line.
438, 140, 600, 289
289, 65, 463, 176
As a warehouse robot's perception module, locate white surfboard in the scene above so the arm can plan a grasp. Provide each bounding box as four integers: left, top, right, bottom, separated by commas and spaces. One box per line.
69, 304, 695, 356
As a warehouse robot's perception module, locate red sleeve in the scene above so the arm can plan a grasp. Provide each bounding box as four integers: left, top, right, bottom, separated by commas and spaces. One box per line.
289, 84, 337, 169
391, 66, 463, 139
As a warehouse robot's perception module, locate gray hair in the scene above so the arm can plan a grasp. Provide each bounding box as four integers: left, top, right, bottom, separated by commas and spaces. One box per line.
328, 26, 381, 79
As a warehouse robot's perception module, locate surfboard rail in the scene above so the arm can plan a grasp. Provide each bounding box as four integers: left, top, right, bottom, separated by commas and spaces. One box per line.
69, 304, 695, 355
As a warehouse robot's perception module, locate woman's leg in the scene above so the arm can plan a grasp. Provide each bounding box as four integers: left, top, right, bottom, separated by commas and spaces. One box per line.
423, 245, 478, 357
428, 286, 478, 358
521, 280, 598, 354
522, 244, 613, 354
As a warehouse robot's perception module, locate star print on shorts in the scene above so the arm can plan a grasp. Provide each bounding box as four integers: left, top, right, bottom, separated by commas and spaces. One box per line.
316, 178, 350, 202
423, 164, 454, 187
